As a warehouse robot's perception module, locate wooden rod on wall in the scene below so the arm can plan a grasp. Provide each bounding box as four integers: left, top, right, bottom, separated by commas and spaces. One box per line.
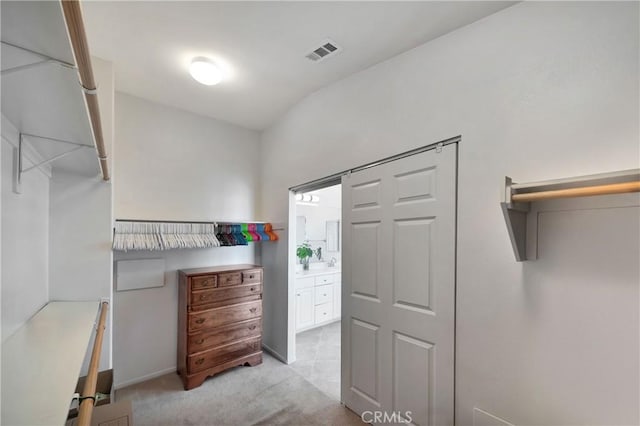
77, 301, 109, 426
512, 181, 640, 203
60, 0, 110, 181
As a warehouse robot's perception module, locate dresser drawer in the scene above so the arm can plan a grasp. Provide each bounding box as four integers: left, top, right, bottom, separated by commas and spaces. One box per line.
191, 283, 262, 307
314, 302, 333, 323
242, 269, 262, 284
218, 272, 242, 287
188, 318, 261, 354
188, 336, 261, 373
315, 275, 334, 286
191, 275, 217, 290
314, 284, 333, 305
188, 300, 262, 332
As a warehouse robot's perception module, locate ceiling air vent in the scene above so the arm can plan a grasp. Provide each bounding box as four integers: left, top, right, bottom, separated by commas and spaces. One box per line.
306, 39, 342, 62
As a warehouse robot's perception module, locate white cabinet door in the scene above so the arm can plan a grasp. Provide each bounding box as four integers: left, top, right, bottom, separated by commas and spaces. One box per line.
295, 287, 314, 331
333, 274, 341, 319
342, 145, 457, 425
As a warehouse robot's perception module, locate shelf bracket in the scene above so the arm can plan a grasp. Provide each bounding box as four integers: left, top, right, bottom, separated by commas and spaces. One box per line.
1, 41, 76, 76
501, 176, 531, 262
13, 133, 93, 194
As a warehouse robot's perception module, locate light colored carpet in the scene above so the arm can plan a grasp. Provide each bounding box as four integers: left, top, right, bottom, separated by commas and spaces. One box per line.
290, 321, 341, 401
115, 352, 362, 426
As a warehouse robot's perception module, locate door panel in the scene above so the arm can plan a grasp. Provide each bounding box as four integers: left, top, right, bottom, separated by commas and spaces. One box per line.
393, 218, 434, 312
296, 288, 314, 331
393, 332, 434, 426
350, 318, 380, 404
351, 222, 381, 299
342, 144, 456, 425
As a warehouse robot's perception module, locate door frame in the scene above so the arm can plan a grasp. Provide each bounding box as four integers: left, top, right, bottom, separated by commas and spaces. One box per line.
286, 136, 461, 403
287, 180, 343, 364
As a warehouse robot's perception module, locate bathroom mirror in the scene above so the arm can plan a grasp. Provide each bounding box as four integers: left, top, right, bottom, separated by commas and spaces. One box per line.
326, 220, 340, 251
296, 216, 306, 245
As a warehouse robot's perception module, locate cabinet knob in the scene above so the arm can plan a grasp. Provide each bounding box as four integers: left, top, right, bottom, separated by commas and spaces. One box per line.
195, 338, 204, 344
195, 358, 204, 365
250, 308, 257, 313
249, 275, 254, 279
199, 295, 207, 300
250, 287, 255, 292
249, 325, 257, 330
195, 318, 205, 324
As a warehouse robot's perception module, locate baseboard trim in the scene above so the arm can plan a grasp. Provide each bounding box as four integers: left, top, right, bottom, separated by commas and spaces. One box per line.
262, 343, 289, 364
114, 366, 176, 390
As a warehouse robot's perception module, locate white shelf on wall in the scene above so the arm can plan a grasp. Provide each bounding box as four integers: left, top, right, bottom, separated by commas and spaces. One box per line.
501, 169, 640, 261
1, 301, 101, 426
1, 1, 103, 185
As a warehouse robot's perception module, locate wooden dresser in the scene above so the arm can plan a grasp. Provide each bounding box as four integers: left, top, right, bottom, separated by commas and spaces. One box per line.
177, 264, 263, 390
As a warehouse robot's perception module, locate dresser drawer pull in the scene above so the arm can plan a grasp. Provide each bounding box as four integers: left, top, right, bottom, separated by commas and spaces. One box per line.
248, 325, 257, 330
199, 295, 208, 301
195, 318, 205, 324
250, 287, 256, 292
248, 274, 255, 279
249, 308, 257, 313
195, 358, 205, 365
195, 338, 205, 344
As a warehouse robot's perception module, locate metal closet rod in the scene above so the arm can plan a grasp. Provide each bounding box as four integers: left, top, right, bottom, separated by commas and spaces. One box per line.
60, 0, 110, 181
115, 219, 271, 224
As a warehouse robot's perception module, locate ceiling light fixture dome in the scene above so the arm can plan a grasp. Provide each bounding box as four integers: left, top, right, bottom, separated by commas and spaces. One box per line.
189, 57, 223, 86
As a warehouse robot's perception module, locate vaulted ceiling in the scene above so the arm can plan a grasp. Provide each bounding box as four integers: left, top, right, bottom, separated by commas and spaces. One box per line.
83, 1, 515, 130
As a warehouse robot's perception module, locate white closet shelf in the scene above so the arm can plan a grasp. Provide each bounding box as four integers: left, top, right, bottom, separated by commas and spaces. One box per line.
1, 0, 105, 184
501, 169, 640, 261
1, 301, 101, 426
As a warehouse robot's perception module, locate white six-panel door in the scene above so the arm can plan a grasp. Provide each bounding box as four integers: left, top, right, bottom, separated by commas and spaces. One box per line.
341, 145, 457, 425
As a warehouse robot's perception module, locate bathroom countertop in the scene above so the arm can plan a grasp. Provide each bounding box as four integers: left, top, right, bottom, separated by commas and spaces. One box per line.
295, 267, 341, 277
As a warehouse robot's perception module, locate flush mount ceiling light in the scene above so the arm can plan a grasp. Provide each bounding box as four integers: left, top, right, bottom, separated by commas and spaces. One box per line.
189, 57, 223, 86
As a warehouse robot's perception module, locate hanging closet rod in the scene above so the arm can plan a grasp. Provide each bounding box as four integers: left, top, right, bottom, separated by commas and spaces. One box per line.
115, 219, 271, 225
60, 0, 110, 181
507, 168, 640, 203
77, 300, 109, 426
289, 135, 461, 192
512, 181, 640, 202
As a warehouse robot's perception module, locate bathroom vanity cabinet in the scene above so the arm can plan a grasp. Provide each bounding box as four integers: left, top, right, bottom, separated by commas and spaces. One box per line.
295, 270, 341, 332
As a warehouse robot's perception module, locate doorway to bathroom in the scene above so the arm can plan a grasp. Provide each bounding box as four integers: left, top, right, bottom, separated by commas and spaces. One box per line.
289, 183, 342, 401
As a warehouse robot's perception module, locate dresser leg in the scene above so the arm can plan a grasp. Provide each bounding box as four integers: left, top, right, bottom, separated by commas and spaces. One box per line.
244, 353, 263, 367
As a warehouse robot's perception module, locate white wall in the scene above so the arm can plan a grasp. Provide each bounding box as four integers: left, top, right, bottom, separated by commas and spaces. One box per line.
259, 2, 639, 424
114, 93, 259, 222
1, 116, 50, 341
112, 93, 260, 388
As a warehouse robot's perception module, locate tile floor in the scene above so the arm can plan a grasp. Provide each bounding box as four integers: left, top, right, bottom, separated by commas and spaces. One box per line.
290, 320, 341, 401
